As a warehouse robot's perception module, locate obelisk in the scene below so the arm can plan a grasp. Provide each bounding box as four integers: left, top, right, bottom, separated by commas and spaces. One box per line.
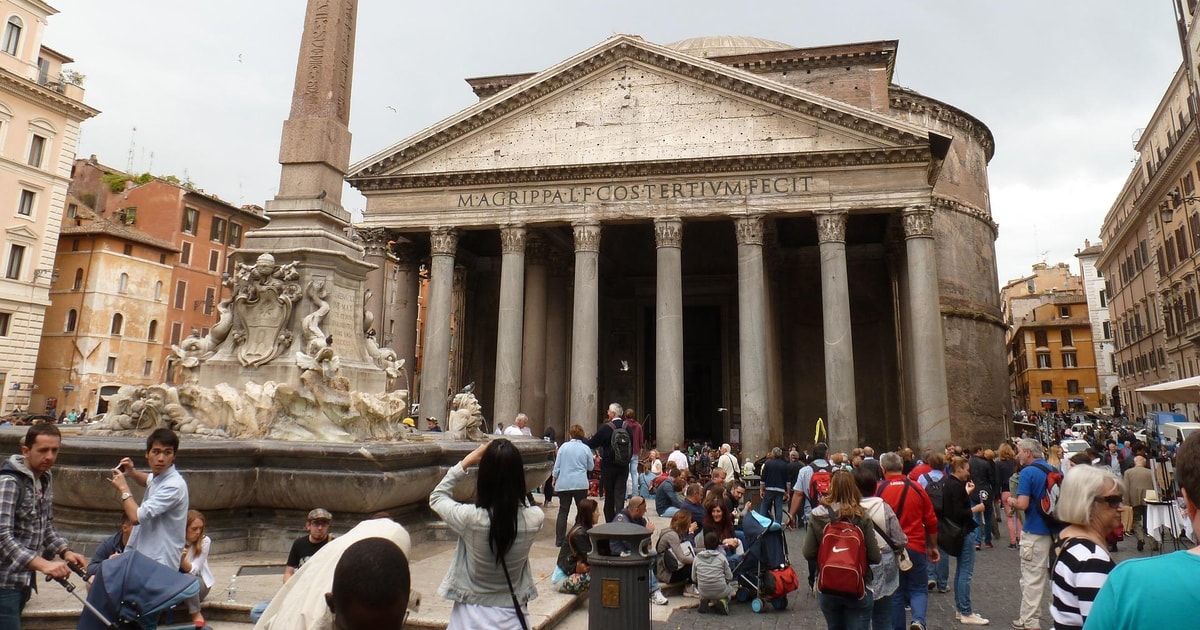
222, 0, 384, 392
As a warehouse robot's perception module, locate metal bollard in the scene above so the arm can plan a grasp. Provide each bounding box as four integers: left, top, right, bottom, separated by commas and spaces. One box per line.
587, 522, 654, 630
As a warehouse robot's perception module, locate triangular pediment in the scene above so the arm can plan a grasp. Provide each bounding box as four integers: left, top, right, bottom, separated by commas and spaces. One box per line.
5, 225, 38, 241
349, 35, 936, 185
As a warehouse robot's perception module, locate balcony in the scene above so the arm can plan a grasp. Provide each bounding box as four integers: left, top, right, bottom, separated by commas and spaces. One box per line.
1185, 317, 1200, 346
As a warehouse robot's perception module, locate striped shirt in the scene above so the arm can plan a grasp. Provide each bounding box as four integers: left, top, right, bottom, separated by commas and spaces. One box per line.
1050, 538, 1114, 630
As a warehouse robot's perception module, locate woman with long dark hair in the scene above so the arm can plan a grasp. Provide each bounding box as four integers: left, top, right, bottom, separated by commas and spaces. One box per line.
431, 439, 545, 629
699, 501, 743, 568
554, 498, 598, 594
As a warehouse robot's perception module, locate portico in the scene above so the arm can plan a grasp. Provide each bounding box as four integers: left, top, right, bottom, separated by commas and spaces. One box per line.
349, 35, 1008, 452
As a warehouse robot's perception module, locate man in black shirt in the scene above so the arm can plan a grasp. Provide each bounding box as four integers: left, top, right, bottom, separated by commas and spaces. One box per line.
285, 508, 334, 583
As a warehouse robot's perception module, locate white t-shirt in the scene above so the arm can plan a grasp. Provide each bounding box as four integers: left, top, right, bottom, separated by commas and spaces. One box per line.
504, 425, 532, 436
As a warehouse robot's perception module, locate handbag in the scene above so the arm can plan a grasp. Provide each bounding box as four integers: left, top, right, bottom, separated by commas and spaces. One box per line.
938, 518, 966, 557
871, 521, 913, 571
662, 536, 694, 574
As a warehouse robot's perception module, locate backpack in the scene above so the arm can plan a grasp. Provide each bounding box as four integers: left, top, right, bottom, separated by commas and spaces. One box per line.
808, 463, 834, 505
610, 420, 632, 466
816, 518, 867, 599
923, 473, 947, 517
1031, 462, 1065, 529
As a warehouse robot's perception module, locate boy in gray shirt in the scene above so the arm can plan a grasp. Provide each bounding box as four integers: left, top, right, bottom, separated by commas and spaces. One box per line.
692, 532, 736, 614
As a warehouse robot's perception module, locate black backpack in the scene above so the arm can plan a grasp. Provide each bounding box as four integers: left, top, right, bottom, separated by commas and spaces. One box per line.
610, 419, 633, 466
923, 473, 947, 517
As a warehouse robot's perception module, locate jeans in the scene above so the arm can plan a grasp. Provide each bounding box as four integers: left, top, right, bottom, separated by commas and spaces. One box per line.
892, 545, 929, 630
0, 587, 31, 628
931, 545, 950, 590
954, 529, 978, 614
979, 501, 994, 544
819, 590, 874, 630
871, 594, 893, 630
600, 466, 628, 522
555, 489, 589, 546
629, 456, 646, 498
641, 472, 657, 498
759, 490, 786, 523
250, 601, 270, 623
660, 506, 680, 517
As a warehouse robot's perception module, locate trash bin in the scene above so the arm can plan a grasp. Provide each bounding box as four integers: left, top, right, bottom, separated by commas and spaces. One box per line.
588, 522, 654, 630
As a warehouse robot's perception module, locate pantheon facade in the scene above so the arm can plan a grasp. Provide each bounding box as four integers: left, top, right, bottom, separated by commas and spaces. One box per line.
348, 35, 1008, 457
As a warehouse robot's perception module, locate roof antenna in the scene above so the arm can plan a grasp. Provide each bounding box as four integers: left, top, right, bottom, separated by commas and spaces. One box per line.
125, 126, 137, 173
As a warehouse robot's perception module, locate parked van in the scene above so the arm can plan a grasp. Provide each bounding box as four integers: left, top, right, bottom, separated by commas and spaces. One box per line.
1146, 411, 1197, 453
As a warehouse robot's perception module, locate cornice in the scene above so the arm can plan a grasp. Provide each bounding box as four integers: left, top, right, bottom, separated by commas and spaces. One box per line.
941, 306, 1006, 329
352, 146, 931, 191
888, 86, 994, 162
351, 37, 931, 181
930, 195, 998, 240
0, 68, 99, 120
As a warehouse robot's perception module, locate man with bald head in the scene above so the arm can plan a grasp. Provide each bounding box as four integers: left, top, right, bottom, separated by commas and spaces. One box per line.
1123, 455, 1154, 551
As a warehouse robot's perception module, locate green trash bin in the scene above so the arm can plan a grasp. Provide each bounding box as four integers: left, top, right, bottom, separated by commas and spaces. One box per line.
588, 522, 654, 630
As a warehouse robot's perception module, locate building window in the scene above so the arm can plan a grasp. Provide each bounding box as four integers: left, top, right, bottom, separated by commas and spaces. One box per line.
117, 273, 128, 294
1034, 330, 1048, 347
1037, 353, 1052, 368
2, 16, 21, 56
72, 268, 82, 290
182, 208, 199, 235
154, 281, 162, 301
229, 223, 242, 247
1059, 305, 1071, 318
1061, 329, 1073, 346
26, 134, 45, 168
16, 190, 34, 216
173, 281, 186, 309
180, 242, 192, 265
110, 313, 123, 335
143, 360, 153, 377
122, 244, 132, 256
204, 287, 215, 315
1098, 289, 1106, 308
1062, 352, 1078, 368
66, 203, 77, 218
1102, 320, 1111, 340
170, 322, 182, 346
1067, 380, 1079, 395
159, 253, 166, 264
70, 239, 79, 252
208, 250, 219, 272
105, 356, 116, 374
148, 320, 158, 341
210, 217, 227, 243
65, 309, 76, 332
5, 244, 24, 279
1041, 380, 1053, 394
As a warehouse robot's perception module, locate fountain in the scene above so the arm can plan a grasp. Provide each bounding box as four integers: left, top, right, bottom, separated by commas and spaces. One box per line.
1, 0, 554, 555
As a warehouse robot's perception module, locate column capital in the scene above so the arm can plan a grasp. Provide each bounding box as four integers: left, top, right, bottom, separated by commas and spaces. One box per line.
902, 205, 935, 239
653, 217, 683, 248
572, 221, 602, 252
356, 227, 393, 257
499, 225, 527, 254
815, 211, 848, 244
429, 228, 460, 256
734, 216, 765, 246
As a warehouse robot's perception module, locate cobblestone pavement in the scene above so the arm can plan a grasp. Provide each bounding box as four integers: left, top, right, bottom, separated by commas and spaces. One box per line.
650, 524, 1171, 630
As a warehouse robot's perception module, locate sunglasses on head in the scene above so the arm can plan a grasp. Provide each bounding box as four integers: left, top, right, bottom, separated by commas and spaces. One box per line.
1094, 495, 1123, 508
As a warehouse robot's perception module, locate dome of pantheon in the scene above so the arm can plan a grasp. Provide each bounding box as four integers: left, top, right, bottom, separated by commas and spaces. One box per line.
665, 35, 795, 58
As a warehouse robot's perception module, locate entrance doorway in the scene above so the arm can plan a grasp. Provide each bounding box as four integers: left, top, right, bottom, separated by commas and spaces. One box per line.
641, 304, 726, 448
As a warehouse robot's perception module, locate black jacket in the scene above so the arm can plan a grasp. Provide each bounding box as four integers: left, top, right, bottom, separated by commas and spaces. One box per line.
585, 419, 624, 469
942, 474, 975, 528
968, 455, 995, 495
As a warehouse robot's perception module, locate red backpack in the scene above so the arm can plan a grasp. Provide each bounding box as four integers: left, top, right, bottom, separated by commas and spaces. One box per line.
816, 518, 867, 599
808, 464, 834, 505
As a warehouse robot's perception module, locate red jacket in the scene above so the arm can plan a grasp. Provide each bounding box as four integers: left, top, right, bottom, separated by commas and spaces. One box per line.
907, 462, 932, 482
878, 472, 938, 553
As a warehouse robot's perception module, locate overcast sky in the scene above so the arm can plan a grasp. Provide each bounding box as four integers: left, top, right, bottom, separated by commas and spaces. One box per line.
47, 0, 1184, 284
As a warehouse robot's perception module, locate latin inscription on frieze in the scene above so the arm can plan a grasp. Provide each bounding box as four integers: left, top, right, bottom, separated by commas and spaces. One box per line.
456, 176, 815, 208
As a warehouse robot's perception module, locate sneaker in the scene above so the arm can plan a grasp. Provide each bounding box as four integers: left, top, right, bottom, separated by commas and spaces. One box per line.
928, 580, 937, 591
910, 622, 926, 630
961, 613, 990, 625
651, 590, 669, 606
1137, 539, 1145, 552
718, 598, 730, 615
683, 584, 701, 598
983, 542, 995, 549
956, 612, 962, 620
938, 587, 950, 593
1007, 543, 1018, 550
1010, 620, 1041, 630
975, 544, 981, 550
698, 598, 709, 614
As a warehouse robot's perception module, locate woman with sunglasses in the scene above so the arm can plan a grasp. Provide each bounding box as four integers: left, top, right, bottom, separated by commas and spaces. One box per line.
1049, 464, 1125, 630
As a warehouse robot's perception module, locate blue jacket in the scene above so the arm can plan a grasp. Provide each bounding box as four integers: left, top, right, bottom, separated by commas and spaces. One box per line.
552, 439, 595, 492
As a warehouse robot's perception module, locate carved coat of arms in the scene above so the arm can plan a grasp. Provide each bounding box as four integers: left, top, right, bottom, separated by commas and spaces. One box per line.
231, 253, 302, 367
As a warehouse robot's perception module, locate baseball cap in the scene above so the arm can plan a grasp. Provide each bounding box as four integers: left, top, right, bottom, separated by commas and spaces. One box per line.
307, 508, 332, 521
402, 417, 416, 427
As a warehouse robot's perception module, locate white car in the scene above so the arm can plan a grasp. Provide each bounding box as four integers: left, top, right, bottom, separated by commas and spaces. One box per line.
1060, 439, 1090, 456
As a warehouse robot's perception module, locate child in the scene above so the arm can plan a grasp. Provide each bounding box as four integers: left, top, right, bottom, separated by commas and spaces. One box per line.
692, 531, 736, 614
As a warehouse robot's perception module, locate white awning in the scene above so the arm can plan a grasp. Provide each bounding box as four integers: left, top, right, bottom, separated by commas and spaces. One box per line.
1135, 376, 1200, 404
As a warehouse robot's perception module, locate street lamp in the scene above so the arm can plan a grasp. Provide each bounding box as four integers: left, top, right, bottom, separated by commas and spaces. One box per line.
1160, 188, 1200, 223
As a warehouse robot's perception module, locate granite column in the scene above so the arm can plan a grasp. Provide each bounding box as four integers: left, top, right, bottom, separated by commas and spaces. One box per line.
735, 216, 769, 459
654, 217, 684, 450
520, 235, 549, 436
569, 222, 601, 432
419, 228, 458, 426
902, 205, 951, 448
493, 226, 527, 428
817, 211, 858, 452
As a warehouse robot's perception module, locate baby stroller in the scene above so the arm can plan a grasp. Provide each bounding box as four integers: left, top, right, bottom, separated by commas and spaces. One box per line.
733, 510, 799, 612
72, 550, 201, 630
